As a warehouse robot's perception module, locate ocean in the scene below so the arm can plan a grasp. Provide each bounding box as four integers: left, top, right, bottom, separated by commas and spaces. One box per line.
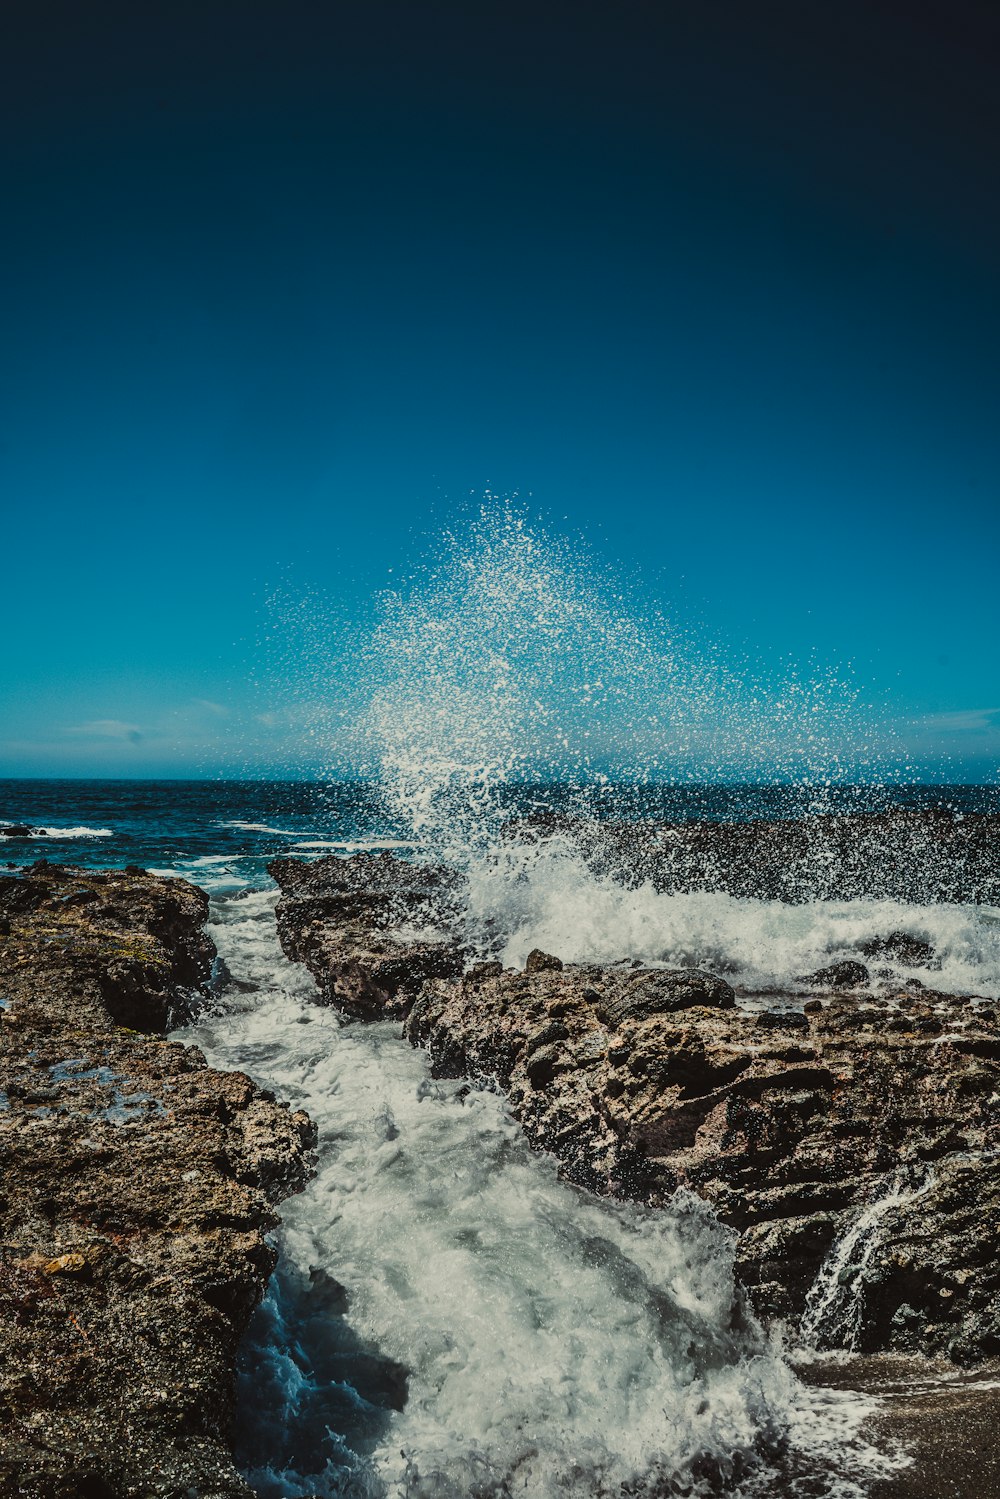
3, 773, 998, 885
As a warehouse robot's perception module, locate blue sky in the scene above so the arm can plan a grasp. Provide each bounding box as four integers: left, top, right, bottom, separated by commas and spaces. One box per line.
2, 1, 998, 780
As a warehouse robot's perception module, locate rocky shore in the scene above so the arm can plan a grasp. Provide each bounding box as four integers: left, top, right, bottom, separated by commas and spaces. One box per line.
270, 838, 1000, 1366
0, 863, 315, 1499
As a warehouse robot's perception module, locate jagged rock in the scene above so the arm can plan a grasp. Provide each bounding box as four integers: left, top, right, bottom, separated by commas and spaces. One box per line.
858, 930, 936, 966
0, 863, 315, 1498
405, 960, 1000, 1361
802, 959, 870, 989
519, 807, 1000, 905
0, 823, 32, 837
593, 967, 735, 1025
525, 947, 564, 972
268, 851, 1000, 1364
269, 852, 464, 1020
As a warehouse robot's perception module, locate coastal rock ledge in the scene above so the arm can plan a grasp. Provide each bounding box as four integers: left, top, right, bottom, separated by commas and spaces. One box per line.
272, 852, 1000, 1367
0, 863, 315, 1499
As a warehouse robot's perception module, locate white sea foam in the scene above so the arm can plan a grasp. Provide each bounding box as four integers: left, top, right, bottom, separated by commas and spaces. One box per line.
0, 822, 114, 839
460, 841, 1000, 998
801, 1169, 938, 1352
219, 821, 301, 835
178, 892, 903, 1498
358, 505, 997, 997
147, 857, 266, 894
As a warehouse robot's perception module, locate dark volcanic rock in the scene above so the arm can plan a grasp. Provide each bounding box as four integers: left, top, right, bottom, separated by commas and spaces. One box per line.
551, 807, 1000, 905
269, 852, 464, 1021
858, 931, 937, 967
802, 959, 870, 989
0, 863, 315, 1499
1, 824, 33, 838
524, 947, 564, 973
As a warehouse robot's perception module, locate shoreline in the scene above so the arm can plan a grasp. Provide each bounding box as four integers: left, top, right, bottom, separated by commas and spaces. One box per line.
795, 1356, 1000, 1498
270, 841, 1000, 1363
5, 827, 1000, 1496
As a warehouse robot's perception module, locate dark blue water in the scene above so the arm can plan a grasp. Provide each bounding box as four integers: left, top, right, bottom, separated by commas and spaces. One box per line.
2, 778, 997, 891
0, 779, 398, 888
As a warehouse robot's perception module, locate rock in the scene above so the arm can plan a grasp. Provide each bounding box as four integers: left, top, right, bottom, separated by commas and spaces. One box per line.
858, 930, 936, 966
267, 851, 1000, 1364
525, 1043, 566, 1087
756, 1009, 810, 1031
520, 807, 1000, 906
468, 960, 504, 981
0, 862, 315, 1498
525, 947, 564, 972
593, 967, 735, 1026
403, 959, 1000, 1362
269, 852, 465, 1021
43, 1252, 89, 1277
802, 959, 870, 988
1, 823, 33, 837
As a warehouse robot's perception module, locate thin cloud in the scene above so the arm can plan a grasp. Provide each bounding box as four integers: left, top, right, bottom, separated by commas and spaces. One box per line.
920, 708, 1000, 733
65, 719, 144, 742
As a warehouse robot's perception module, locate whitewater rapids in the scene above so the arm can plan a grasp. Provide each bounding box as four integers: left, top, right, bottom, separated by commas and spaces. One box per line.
176, 887, 901, 1498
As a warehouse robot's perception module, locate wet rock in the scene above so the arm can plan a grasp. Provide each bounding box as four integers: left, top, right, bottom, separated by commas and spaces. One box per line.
593, 967, 735, 1027
756, 1009, 810, 1032
525, 948, 564, 972
268, 852, 1000, 1364
404, 958, 1000, 1362
858, 931, 937, 967
0, 863, 315, 1498
802, 959, 870, 989
523, 807, 1000, 906
269, 852, 464, 1021
525, 1019, 570, 1053
525, 1043, 566, 1087
1, 823, 33, 837
468, 960, 504, 982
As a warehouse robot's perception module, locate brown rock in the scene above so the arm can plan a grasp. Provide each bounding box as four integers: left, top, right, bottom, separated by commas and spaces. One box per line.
0, 863, 315, 1498
269, 851, 464, 1020
802, 959, 870, 988
525, 948, 564, 972
405, 959, 1000, 1362
267, 851, 1000, 1365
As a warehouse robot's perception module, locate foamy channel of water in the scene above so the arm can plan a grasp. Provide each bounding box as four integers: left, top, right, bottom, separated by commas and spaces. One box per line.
175, 887, 904, 1498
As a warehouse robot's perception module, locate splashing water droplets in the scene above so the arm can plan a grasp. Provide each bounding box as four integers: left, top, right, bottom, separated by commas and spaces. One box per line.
354, 503, 923, 981
363, 505, 683, 852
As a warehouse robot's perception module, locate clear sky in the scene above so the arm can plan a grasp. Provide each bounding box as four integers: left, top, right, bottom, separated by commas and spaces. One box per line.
2, 1, 998, 780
